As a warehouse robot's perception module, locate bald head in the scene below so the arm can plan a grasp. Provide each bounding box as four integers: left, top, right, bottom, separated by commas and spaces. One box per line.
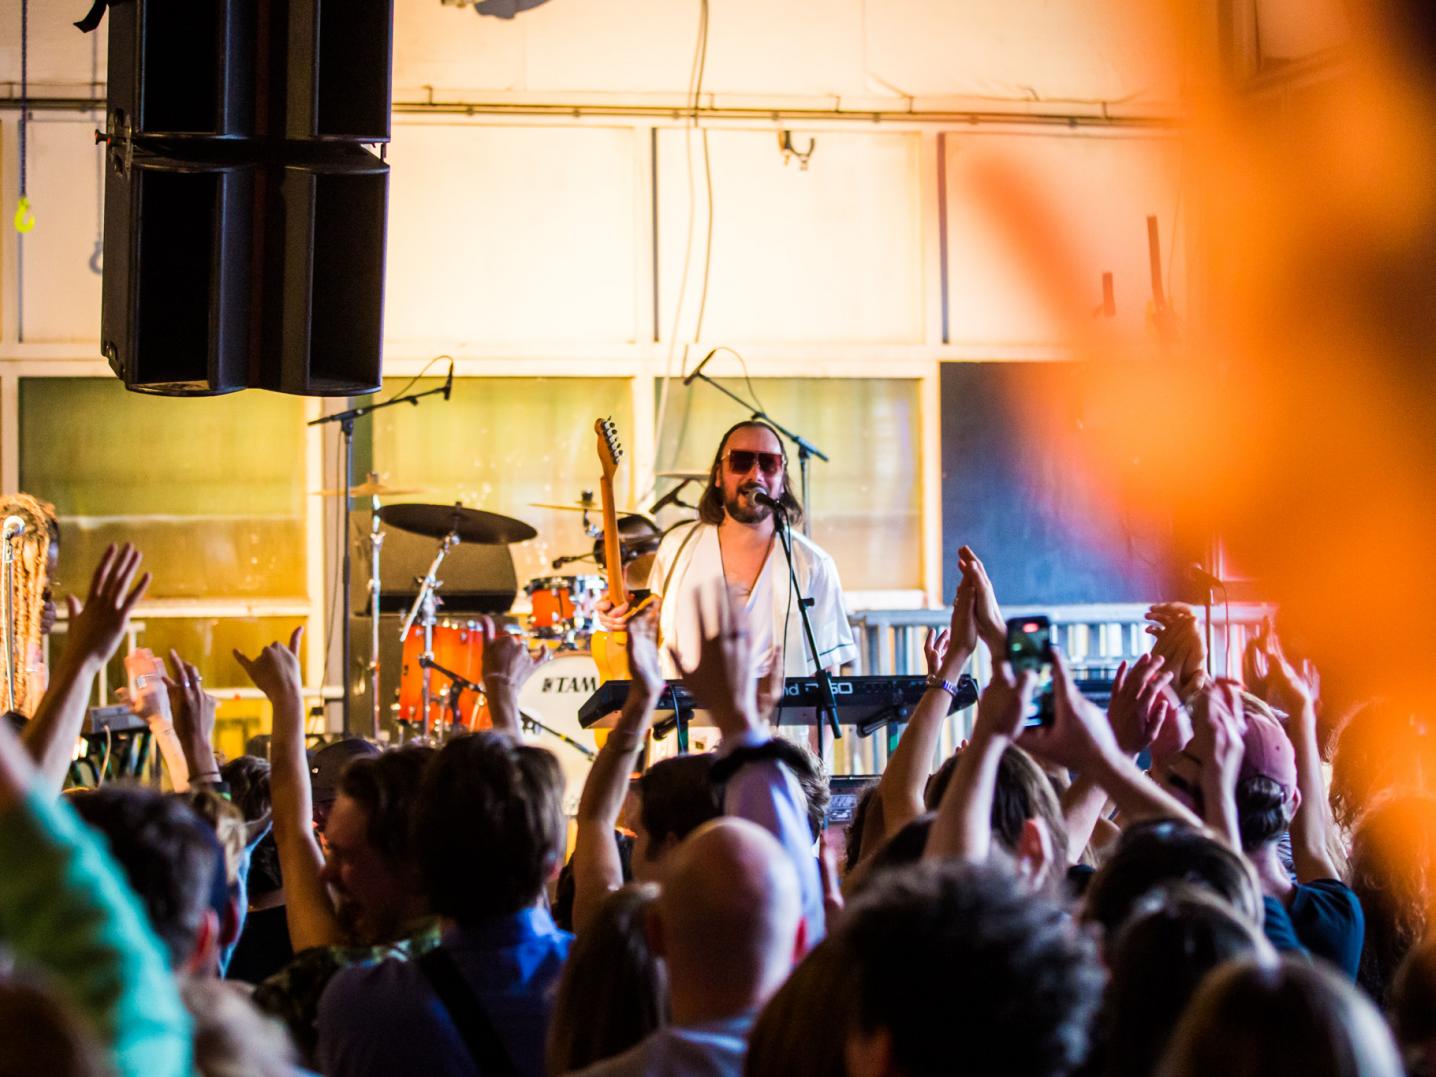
656, 818, 804, 1022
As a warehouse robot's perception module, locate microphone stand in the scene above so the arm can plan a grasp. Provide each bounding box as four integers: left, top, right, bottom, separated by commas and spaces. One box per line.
309, 380, 451, 737
684, 369, 828, 537
769, 503, 842, 746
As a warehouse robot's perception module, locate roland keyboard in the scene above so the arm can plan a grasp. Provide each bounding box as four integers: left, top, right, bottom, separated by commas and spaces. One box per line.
578, 674, 979, 738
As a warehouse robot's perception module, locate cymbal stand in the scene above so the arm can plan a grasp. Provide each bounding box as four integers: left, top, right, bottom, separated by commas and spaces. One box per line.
309, 379, 451, 735
398, 530, 458, 738
366, 488, 384, 740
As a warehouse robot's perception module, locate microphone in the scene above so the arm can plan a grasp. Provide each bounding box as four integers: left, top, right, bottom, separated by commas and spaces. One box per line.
442, 360, 454, 401
682, 349, 718, 387
1189, 563, 1225, 591
649, 477, 697, 516
753, 490, 786, 516
1, 517, 25, 540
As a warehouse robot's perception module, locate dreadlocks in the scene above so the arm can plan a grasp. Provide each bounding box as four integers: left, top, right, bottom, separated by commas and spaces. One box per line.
0, 493, 57, 715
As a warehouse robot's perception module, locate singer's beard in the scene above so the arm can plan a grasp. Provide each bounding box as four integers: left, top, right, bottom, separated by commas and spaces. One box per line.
725, 484, 771, 525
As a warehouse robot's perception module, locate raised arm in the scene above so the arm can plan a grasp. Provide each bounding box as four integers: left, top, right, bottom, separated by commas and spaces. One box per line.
24, 544, 149, 793
477, 616, 549, 737
571, 606, 662, 935
1262, 629, 1340, 880
0, 706, 191, 1077
675, 582, 826, 941
1187, 683, 1246, 849
164, 650, 222, 786
235, 627, 343, 950
878, 555, 976, 840
924, 663, 1034, 864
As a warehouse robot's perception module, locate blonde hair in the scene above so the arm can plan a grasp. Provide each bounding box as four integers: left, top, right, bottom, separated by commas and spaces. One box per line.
0, 493, 56, 715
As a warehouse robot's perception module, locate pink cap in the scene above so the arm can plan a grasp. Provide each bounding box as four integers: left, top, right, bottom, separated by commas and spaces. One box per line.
1238, 711, 1298, 793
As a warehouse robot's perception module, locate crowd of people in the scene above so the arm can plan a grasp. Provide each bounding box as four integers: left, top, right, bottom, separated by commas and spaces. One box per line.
3, 417, 1436, 1077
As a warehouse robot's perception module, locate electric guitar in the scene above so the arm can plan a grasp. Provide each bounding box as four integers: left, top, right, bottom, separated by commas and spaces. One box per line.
590, 417, 634, 682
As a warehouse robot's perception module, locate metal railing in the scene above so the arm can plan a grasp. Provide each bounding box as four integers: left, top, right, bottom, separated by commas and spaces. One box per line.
830, 601, 1272, 776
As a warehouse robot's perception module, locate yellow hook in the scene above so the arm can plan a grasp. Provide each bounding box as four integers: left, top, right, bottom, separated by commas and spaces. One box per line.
13, 196, 35, 234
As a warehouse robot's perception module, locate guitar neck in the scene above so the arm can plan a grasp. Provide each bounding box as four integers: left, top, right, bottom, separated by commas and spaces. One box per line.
598, 475, 627, 606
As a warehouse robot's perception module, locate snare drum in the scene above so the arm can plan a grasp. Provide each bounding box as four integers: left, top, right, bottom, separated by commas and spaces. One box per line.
398, 621, 490, 731
518, 651, 601, 815
524, 575, 605, 635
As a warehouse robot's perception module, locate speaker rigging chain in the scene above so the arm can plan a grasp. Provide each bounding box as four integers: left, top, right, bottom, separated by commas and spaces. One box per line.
13, 0, 36, 234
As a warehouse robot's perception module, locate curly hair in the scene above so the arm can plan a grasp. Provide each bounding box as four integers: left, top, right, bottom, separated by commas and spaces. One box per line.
1330, 701, 1436, 830
841, 860, 1103, 1077
1349, 794, 1436, 1005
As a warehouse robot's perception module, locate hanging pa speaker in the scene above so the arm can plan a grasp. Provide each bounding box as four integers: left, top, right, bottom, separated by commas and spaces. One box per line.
97, 0, 393, 397
100, 148, 256, 395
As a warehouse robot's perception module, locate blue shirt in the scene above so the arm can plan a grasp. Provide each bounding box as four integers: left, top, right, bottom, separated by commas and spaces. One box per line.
316, 906, 573, 1077
1261, 880, 1365, 980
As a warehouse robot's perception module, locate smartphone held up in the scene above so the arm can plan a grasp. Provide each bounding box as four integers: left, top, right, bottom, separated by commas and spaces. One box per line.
1006, 615, 1055, 728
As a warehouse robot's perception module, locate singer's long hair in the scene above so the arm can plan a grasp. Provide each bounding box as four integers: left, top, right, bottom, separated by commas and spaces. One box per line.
0, 494, 57, 716
697, 420, 804, 528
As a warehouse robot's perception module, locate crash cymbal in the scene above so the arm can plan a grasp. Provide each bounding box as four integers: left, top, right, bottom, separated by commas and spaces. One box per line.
315, 481, 427, 498
378, 502, 537, 545
655, 469, 710, 483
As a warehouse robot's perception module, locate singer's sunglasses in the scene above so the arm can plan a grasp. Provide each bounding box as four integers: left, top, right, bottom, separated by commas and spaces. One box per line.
723, 450, 784, 475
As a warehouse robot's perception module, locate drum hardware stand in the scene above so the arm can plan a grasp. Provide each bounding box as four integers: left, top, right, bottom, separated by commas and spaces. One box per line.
366, 480, 385, 744
399, 530, 459, 738
417, 655, 596, 759
682, 358, 828, 537
309, 376, 452, 737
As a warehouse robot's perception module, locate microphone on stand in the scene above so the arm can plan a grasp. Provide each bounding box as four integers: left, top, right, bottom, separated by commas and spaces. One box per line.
2, 517, 26, 540
1189, 563, 1225, 591
682, 349, 718, 387
442, 360, 455, 401
753, 490, 785, 517
649, 477, 697, 516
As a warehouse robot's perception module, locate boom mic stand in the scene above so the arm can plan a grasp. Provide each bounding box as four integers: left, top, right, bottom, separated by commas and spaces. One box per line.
683, 369, 828, 538
309, 378, 452, 737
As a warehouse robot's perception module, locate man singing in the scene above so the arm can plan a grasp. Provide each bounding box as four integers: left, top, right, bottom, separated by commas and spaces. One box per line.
604, 420, 856, 678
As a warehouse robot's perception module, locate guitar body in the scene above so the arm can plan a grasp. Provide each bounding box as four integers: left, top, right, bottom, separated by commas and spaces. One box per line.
591, 628, 630, 682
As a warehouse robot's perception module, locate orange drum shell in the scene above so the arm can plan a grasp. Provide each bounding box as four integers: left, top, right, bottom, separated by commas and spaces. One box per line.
398, 622, 490, 730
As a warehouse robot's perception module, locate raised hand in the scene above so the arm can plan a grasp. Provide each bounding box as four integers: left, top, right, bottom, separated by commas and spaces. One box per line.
970, 662, 1037, 745
233, 627, 304, 715
669, 582, 760, 740
1019, 650, 1122, 773
958, 546, 1006, 657
624, 605, 665, 700
1187, 680, 1247, 846
165, 649, 219, 781
1145, 602, 1208, 695
479, 616, 550, 691
1107, 653, 1176, 756
1258, 624, 1319, 717
922, 627, 950, 678
64, 544, 150, 669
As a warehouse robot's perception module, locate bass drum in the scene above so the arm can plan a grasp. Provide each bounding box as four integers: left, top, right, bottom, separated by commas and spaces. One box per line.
518, 652, 602, 816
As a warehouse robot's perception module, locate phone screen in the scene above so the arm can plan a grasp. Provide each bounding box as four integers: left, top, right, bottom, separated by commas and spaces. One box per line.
1006, 616, 1055, 727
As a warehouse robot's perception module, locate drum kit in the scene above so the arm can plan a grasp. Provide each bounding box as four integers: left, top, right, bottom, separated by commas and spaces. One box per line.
318, 473, 698, 811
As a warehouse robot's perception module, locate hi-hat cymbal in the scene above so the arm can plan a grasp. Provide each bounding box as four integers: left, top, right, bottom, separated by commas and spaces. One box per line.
378, 502, 537, 545
655, 469, 709, 483
315, 481, 427, 498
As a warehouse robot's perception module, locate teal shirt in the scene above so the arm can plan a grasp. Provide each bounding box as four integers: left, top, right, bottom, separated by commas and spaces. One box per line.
0, 789, 192, 1077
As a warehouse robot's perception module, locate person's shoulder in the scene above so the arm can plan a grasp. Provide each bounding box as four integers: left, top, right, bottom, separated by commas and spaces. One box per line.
1292, 878, 1363, 921
319, 950, 423, 1015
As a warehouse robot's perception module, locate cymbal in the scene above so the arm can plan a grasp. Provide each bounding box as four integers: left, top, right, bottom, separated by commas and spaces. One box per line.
378, 502, 537, 545
315, 481, 427, 498
655, 470, 709, 483
530, 501, 601, 513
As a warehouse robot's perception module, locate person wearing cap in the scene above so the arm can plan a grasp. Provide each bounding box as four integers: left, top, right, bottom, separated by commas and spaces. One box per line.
308, 737, 381, 833
1158, 683, 1364, 977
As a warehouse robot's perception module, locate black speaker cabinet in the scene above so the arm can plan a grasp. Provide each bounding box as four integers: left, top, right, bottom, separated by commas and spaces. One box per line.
99, 0, 393, 396
100, 151, 256, 395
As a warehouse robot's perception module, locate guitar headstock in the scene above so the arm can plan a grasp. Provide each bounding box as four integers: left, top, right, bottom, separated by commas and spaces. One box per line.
595, 417, 622, 481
